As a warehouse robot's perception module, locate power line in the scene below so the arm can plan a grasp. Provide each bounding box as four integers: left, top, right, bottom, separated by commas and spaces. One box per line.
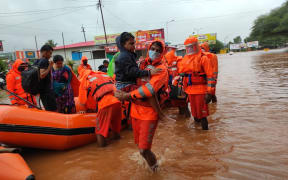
103, 7, 137, 30
0, 6, 94, 30
0, 4, 96, 15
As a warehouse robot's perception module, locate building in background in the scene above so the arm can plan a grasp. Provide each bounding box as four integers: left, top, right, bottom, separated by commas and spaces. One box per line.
53, 28, 166, 71
53, 41, 107, 71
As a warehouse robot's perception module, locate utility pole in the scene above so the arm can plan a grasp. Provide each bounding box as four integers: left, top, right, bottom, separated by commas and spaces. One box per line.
165, 20, 175, 43
81, 25, 87, 42
62, 32, 67, 60
34, 36, 39, 58
98, 0, 108, 46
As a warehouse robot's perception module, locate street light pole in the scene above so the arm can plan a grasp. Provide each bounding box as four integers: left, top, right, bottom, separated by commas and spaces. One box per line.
166, 19, 175, 43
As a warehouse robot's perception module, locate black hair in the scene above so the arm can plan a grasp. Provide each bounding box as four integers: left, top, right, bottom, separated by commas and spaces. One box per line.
103, 60, 109, 64
151, 41, 163, 53
40, 44, 53, 52
53, 55, 64, 63
120, 32, 135, 47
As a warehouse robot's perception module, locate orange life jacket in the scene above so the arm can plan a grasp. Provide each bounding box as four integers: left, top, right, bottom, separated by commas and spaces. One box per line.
133, 61, 168, 107
87, 74, 115, 101
178, 52, 216, 94
85, 73, 114, 111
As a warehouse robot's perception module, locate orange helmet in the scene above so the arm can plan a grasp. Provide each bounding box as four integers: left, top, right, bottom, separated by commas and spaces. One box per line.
184, 36, 198, 46
200, 42, 210, 52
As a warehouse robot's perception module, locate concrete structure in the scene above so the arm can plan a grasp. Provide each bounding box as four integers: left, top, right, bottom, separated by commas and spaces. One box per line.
54, 41, 108, 71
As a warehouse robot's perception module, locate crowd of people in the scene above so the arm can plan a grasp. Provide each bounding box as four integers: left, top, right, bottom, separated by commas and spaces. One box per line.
5, 32, 218, 172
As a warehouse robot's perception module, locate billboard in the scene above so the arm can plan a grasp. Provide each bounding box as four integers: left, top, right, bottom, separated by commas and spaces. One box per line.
247, 41, 259, 48
0, 40, 3, 51
230, 41, 258, 50
94, 33, 120, 45
25, 51, 36, 59
191, 33, 217, 44
104, 29, 165, 52
135, 29, 165, 44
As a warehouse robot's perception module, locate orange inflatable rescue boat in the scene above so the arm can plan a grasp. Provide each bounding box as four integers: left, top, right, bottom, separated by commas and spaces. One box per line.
0, 146, 34, 180
0, 105, 97, 150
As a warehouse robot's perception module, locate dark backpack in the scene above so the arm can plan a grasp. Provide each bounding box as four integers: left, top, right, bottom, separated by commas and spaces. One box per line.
21, 64, 40, 95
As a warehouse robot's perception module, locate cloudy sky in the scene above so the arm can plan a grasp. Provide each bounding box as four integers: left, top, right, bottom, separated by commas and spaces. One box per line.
0, 0, 286, 52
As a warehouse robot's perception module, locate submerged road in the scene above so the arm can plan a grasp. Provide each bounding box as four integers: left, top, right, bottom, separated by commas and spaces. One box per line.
21, 49, 288, 179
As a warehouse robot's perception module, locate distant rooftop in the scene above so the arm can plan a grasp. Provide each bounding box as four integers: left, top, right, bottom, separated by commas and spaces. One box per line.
54, 41, 95, 50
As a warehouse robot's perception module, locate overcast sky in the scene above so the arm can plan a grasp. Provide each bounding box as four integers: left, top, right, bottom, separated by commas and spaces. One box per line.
0, 0, 286, 52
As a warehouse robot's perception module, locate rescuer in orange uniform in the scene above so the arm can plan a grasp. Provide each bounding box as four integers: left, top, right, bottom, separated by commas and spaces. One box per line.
115, 40, 169, 172
177, 37, 216, 130
164, 47, 178, 84
78, 69, 122, 147
77, 56, 92, 78
6, 59, 36, 106
200, 42, 218, 103
163, 48, 191, 117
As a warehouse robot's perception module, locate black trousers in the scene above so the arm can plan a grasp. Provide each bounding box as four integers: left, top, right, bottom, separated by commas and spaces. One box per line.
40, 90, 57, 111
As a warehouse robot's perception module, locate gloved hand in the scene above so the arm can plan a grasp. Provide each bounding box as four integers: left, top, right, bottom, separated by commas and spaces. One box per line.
205, 93, 213, 104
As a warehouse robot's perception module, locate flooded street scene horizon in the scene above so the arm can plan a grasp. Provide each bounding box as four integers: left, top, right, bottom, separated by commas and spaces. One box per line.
19, 49, 288, 180
0, 0, 288, 179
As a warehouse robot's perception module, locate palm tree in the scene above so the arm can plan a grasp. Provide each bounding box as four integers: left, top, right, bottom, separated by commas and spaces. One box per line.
45, 40, 57, 48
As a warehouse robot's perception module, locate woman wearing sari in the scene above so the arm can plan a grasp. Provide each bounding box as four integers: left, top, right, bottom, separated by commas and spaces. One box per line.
52, 55, 78, 114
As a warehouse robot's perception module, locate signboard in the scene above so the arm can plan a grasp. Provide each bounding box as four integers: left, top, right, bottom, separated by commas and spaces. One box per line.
230, 42, 258, 50
94, 33, 120, 45
0, 41, 3, 51
103, 29, 165, 53
135, 29, 165, 44
25, 51, 36, 59
247, 41, 259, 48
191, 33, 217, 44
230, 43, 240, 50
105, 46, 118, 53
105, 43, 148, 53
15, 51, 25, 59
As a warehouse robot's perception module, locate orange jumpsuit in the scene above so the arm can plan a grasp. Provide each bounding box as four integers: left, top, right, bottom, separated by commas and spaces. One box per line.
164, 49, 179, 84
201, 42, 218, 95
77, 56, 92, 78
6, 59, 35, 106
178, 38, 216, 120
129, 40, 169, 150
78, 70, 121, 137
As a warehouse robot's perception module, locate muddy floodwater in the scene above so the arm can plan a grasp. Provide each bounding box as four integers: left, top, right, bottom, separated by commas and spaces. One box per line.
19, 49, 288, 179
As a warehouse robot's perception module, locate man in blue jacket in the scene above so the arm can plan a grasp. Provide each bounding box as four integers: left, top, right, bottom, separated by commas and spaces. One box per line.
114, 32, 160, 91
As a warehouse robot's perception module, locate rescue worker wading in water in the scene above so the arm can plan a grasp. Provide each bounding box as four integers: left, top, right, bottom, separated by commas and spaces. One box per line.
115, 40, 169, 172
200, 42, 218, 103
177, 37, 216, 130
78, 69, 122, 147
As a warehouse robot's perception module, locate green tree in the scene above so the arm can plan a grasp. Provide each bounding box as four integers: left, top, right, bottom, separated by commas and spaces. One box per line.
45, 40, 57, 48
247, 1, 288, 48
0, 59, 8, 72
233, 36, 242, 43
209, 40, 224, 54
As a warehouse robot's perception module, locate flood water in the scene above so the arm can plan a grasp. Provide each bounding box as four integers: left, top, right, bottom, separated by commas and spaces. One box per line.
21, 49, 288, 179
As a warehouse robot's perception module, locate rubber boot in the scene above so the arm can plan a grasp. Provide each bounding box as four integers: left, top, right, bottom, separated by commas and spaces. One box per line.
194, 117, 201, 123
211, 95, 217, 103
184, 105, 191, 118
178, 107, 184, 115
201, 117, 209, 130
96, 134, 106, 147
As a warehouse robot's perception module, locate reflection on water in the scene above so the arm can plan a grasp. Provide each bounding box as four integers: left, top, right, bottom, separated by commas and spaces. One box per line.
22, 50, 288, 179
